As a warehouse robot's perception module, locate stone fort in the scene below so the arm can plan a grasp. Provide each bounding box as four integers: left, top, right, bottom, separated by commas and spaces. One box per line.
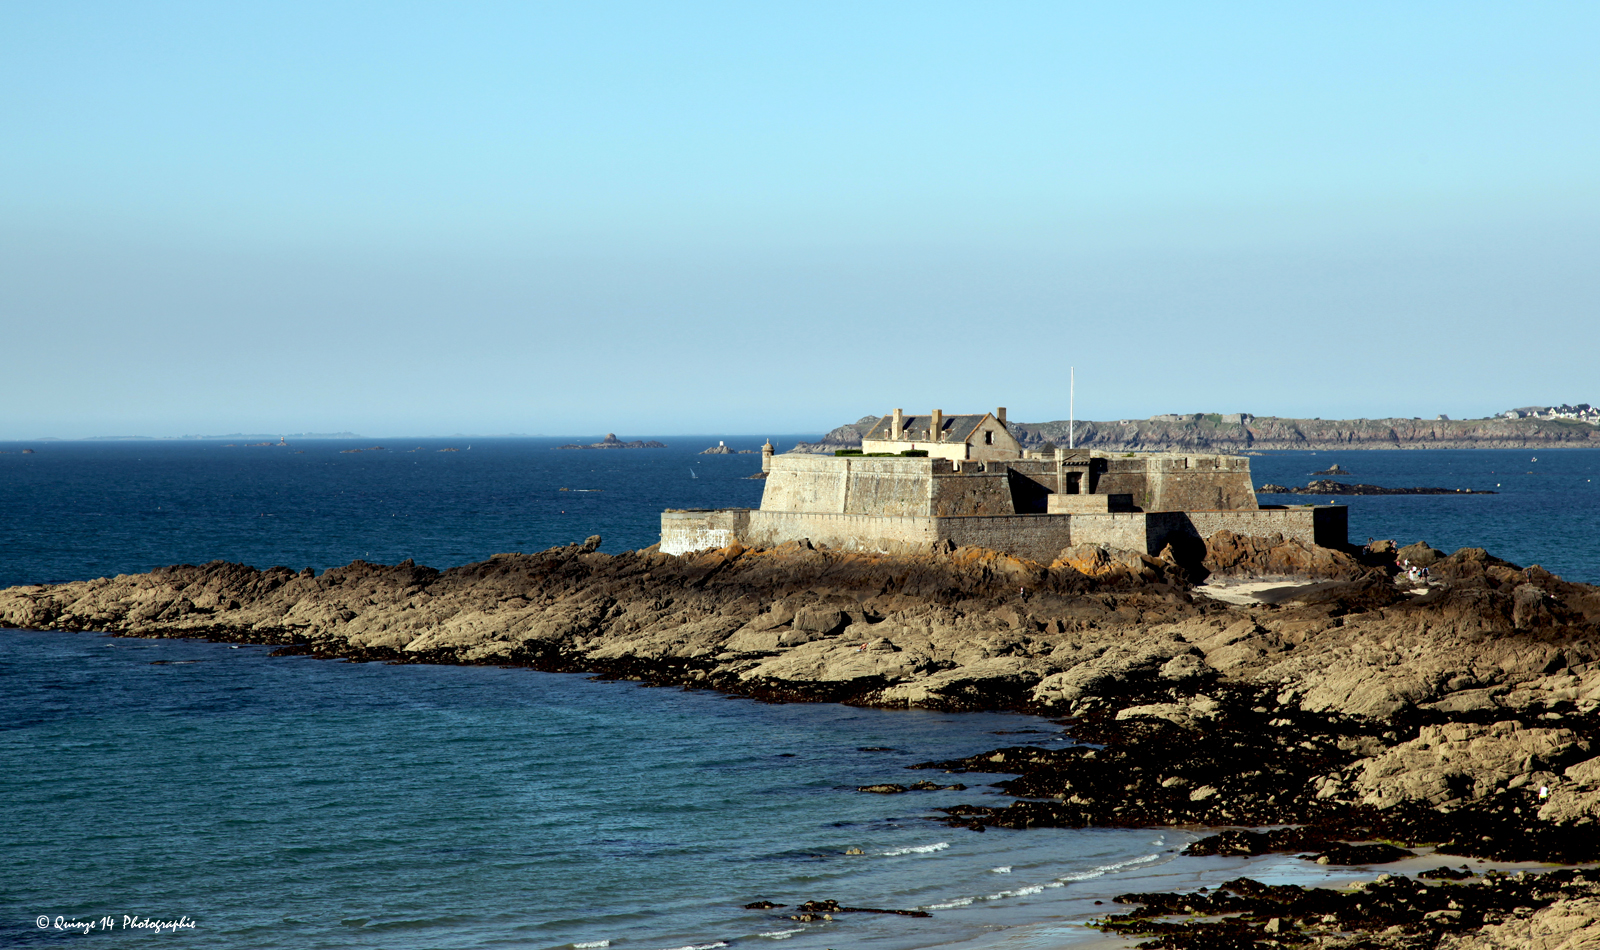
660, 407, 1346, 561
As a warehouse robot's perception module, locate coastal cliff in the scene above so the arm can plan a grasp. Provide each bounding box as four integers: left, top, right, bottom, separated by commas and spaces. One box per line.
790, 414, 1600, 453
7, 537, 1600, 946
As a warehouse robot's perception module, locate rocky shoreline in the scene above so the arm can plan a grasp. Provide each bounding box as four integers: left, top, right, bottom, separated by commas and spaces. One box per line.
5, 534, 1600, 948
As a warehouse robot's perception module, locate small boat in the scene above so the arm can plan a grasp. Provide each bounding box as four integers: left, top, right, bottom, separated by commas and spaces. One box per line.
690, 469, 698, 478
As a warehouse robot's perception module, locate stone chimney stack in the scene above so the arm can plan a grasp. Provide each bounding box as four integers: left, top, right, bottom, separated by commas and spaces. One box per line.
931, 409, 943, 442
761, 440, 774, 473
996, 407, 1007, 426
892, 408, 904, 440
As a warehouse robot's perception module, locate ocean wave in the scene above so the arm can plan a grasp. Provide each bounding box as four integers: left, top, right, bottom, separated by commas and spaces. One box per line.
573, 943, 611, 949
654, 944, 728, 950
924, 897, 974, 910
985, 884, 1045, 900
879, 841, 949, 856
990, 866, 1012, 873
758, 928, 806, 939
1056, 852, 1162, 883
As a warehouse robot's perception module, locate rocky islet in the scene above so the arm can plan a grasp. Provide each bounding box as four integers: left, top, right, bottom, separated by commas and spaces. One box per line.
1260, 479, 1497, 496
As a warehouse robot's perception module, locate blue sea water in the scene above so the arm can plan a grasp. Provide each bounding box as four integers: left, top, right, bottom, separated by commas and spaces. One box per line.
3, 438, 1598, 947
0, 437, 778, 591
1249, 448, 1600, 583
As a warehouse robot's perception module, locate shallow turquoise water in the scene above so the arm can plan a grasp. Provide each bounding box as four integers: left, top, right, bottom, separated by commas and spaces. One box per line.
2, 629, 1186, 949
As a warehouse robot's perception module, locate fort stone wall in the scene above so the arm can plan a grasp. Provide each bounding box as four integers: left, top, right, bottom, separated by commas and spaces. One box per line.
935, 516, 1074, 562
664, 448, 1342, 559
745, 511, 940, 553
840, 460, 938, 517
759, 455, 854, 513
1096, 454, 1259, 512
1183, 506, 1347, 548
661, 505, 1348, 559
660, 509, 754, 555
930, 471, 1015, 516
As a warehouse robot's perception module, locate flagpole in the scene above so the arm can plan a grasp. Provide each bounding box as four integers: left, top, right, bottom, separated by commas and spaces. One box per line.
1069, 366, 1075, 450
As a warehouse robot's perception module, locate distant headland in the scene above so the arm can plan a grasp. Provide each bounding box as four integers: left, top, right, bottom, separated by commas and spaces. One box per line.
792, 408, 1600, 453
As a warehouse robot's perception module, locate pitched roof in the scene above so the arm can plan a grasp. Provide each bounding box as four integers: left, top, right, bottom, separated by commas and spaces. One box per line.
862, 413, 998, 443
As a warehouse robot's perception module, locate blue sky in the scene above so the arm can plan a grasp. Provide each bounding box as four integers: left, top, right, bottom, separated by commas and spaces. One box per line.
3, 2, 1597, 438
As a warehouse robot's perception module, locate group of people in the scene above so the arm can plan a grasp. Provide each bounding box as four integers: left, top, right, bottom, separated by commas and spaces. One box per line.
1399, 558, 1431, 586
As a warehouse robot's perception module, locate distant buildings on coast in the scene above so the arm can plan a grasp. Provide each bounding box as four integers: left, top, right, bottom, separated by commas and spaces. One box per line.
1500, 404, 1599, 423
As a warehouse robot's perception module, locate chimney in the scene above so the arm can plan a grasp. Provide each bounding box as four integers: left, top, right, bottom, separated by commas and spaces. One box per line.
996, 407, 1007, 426
892, 408, 904, 440
931, 409, 943, 442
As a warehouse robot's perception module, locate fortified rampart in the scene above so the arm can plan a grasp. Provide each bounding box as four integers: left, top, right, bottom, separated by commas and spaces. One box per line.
1095, 453, 1259, 512
660, 449, 1345, 560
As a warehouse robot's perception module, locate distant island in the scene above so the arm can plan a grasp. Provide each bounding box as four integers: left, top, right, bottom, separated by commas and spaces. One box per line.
555, 433, 667, 450
1261, 479, 1497, 496
793, 408, 1599, 453
77, 432, 366, 441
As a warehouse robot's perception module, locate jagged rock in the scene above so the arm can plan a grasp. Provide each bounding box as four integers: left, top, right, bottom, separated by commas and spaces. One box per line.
1398, 540, 1448, 566
792, 606, 847, 635
1351, 721, 1586, 809
1203, 530, 1368, 579
1438, 896, 1600, 950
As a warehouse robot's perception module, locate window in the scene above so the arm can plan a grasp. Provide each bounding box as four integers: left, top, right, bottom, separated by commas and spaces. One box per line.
984, 430, 993, 445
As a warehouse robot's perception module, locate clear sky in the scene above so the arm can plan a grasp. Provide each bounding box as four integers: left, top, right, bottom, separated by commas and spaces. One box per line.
3, 2, 1597, 439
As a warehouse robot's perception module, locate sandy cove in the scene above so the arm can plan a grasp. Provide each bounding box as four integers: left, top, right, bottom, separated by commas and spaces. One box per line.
6, 532, 1600, 948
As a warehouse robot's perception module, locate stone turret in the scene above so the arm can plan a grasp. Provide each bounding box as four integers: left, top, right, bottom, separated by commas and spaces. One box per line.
761, 440, 774, 473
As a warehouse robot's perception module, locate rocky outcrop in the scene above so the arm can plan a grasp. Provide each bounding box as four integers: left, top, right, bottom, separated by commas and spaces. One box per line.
1199, 530, 1373, 580
7, 535, 1600, 943
1099, 869, 1600, 950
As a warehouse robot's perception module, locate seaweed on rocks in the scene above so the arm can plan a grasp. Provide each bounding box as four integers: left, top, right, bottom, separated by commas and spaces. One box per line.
1098, 869, 1600, 950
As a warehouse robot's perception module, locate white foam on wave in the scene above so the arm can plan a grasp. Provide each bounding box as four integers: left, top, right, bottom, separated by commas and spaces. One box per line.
655, 944, 728, 950
573, 943, 611, 949
758, 928, 806, 939
922, 851, 1167, 915
1056, 852, 1162, 883
879, 841, 950, 856
985, 884, 1045, 900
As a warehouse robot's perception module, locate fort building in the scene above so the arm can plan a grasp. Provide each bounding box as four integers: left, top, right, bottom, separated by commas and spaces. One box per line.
661, 407, 1346, 561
